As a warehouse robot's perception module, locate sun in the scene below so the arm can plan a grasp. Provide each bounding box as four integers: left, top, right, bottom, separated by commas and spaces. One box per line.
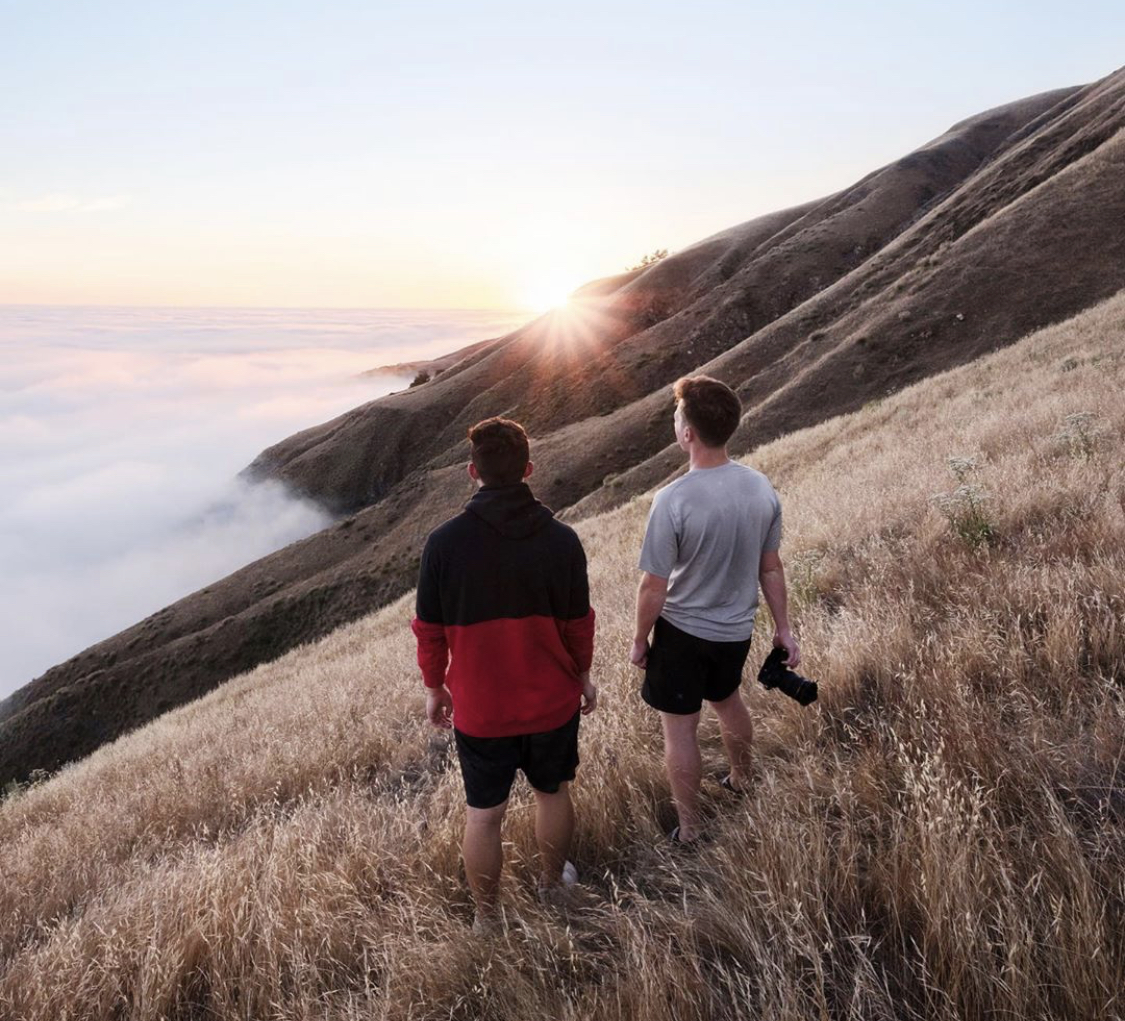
522, 282, 576, 315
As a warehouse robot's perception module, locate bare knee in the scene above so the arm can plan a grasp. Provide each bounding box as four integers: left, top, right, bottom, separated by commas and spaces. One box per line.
466, 801, 508, 830
661, 712, 702, 765
531, 781, 570, 803
711, 690, 751, 725
661, 711, 701, 741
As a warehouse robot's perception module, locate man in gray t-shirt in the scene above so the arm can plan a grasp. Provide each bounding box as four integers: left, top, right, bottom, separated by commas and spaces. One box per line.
632, 375, 800, 845
639, 460, 782, 642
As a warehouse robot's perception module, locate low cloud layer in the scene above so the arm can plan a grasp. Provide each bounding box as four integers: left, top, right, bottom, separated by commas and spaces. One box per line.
0, 305, 526, 697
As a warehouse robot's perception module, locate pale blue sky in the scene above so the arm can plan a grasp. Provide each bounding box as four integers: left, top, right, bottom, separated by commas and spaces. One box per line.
1, 0, 1121, 308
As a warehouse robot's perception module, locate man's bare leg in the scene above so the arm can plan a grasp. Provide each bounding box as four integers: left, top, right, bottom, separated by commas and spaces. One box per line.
463, 801, 508, 922
711, 689, 754, 791
532, 782, 574, 887
661, 711, 703, 841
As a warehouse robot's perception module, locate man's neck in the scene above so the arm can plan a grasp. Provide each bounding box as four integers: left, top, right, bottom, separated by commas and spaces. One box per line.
688, 445, 731, 471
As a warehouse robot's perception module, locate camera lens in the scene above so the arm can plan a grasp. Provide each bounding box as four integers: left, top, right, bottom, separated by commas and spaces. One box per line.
758, 649, 817, 706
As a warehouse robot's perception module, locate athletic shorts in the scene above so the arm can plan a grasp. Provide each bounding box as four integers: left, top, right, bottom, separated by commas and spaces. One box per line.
453, 711, 580, 809
641, 616, 753, 715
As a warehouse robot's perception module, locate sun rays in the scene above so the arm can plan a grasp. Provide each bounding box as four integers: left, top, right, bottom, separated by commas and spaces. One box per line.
522, 284, 577, 315
517, 290, 643, 409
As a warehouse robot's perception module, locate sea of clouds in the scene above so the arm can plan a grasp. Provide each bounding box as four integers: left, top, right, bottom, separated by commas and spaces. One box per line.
0, 305, 527, 699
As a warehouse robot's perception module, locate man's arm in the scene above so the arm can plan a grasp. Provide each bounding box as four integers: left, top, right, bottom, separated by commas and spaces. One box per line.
759, 550, 800, 667
560, 537, 598, 714
631, 571, 668, 668
633, 491, 677, 668
411, 539, 453, 728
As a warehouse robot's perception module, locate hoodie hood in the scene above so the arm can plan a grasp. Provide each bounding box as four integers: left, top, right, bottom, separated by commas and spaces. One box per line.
466, 482, 555, 540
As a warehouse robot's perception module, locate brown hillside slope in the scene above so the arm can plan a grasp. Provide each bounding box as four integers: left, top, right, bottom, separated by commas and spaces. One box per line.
2, 72, 1122, 787
1, 294, 1122, 1020
246, 86, 1078, 513
568, 67, 1125, 516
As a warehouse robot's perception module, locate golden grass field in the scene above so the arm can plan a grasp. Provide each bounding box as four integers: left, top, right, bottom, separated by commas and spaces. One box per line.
2, 291, 1123, 1021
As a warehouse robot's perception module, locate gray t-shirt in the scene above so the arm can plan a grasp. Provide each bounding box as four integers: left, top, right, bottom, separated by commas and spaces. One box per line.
638, 461, 782, 642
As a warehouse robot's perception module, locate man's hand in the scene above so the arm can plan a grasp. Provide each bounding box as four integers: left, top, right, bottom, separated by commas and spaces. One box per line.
773, 628, 801, 669
580, 672, 598, 715
630, 638, 650, 669
426, 685, 453, 729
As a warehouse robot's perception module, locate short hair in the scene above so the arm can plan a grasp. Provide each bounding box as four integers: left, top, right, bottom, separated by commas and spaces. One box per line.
468, 417, 530, 486
673, 376, 741, 448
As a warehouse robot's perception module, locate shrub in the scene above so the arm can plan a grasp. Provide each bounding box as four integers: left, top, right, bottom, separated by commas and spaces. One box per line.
628, 248, 669, 271
1054, 411, 1100, 460
1, 768, 51, 805
932, 455, 994, 548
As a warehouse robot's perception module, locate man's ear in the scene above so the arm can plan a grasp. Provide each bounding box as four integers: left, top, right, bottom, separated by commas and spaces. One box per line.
523, 460, 535, 479
467, 462, 480, 481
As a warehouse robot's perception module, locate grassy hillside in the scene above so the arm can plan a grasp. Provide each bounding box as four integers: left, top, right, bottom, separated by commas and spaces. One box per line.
2, 292, 1123, 1021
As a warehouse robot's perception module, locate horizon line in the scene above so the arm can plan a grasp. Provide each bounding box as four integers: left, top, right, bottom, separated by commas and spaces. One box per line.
0, 300, 534, 314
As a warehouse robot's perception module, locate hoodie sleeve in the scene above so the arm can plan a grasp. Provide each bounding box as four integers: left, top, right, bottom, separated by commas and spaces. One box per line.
411, 537, 449, 689
559, 537, 596, 673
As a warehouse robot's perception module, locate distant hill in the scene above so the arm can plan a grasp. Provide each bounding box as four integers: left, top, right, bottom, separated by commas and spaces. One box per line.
361, 334, 500, 378
3, 66, 1124, 785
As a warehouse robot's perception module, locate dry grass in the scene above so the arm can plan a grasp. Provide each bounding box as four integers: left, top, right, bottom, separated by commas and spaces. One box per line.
2, 292, 1124, 1021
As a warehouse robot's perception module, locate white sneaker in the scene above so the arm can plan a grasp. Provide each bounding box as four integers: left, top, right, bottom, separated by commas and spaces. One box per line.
538, 860, 580, 907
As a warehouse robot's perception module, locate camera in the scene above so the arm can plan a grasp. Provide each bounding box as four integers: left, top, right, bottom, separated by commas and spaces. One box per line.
758, 646, 818, 706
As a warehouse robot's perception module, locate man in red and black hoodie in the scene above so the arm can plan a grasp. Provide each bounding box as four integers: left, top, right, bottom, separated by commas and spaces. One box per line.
412, 417, 596, 933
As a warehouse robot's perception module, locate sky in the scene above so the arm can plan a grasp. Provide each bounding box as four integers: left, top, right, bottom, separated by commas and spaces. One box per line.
1, 0, 1121, 310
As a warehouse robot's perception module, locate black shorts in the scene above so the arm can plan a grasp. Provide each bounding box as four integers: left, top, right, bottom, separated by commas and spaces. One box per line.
453, 711, 580, 809
642, 616, 753, 715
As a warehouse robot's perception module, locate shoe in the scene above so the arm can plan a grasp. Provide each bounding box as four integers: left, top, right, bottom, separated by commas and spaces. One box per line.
471, 911, 502, 938
538, 860, 581, 909
719, 775, 746, 796
668, 825, 703, 850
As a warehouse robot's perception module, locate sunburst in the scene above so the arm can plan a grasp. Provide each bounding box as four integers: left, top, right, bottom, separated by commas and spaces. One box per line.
521, 282, 577, 315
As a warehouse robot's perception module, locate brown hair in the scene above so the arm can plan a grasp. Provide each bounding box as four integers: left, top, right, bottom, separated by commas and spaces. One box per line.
468, 417, 530, 486
673, 375, 742, 448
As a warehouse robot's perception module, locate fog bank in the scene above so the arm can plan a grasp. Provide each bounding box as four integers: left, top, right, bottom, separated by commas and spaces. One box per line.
0, 305, 526, 696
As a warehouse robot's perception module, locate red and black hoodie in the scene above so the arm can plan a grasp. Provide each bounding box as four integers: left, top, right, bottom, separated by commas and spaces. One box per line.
411, 482, 596, 739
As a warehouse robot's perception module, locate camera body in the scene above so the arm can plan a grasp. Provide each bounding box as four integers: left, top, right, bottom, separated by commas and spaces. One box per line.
758, 646, 818, 706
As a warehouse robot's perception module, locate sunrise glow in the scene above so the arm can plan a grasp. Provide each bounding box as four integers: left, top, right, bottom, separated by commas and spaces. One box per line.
2, 4, 1115, 309
522, 283, 578, 315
